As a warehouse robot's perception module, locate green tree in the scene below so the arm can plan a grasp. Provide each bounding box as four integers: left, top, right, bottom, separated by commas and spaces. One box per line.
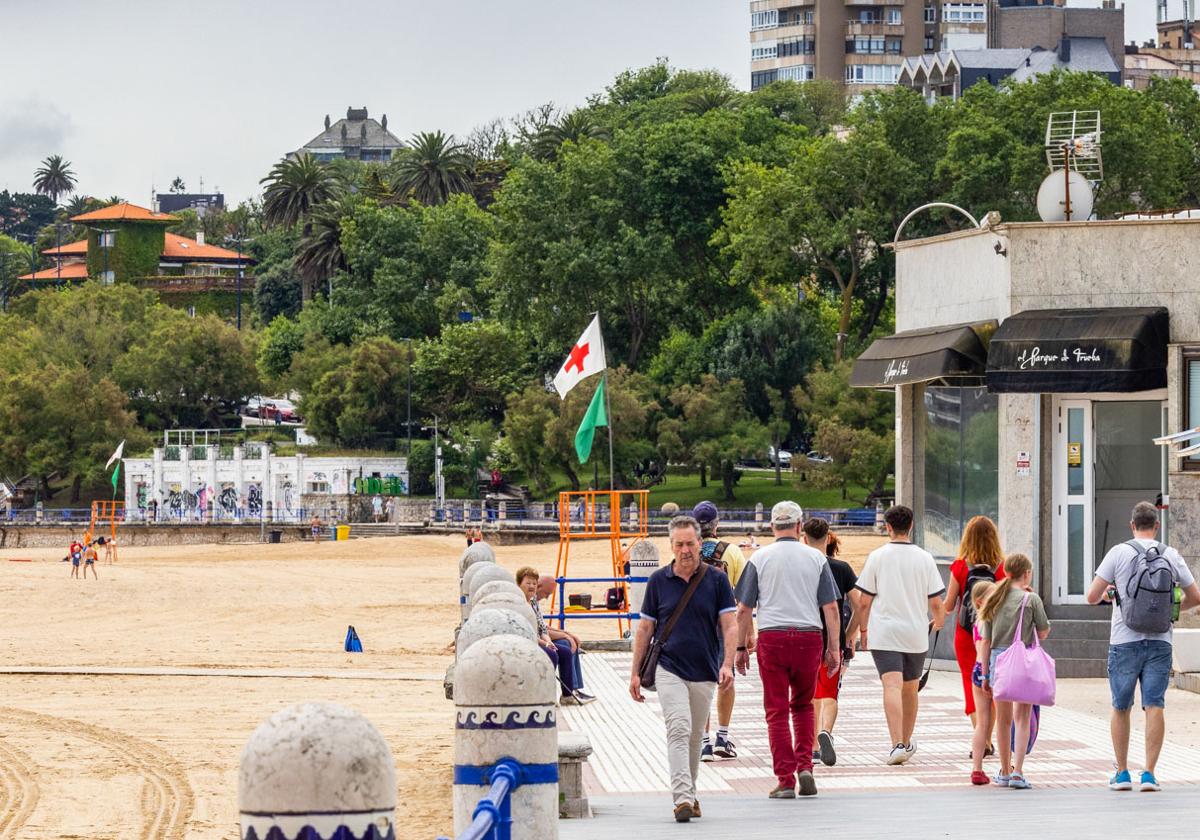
301, 336, 414, 448
254, 262, 303, 324
32, 155, 77, 205
531, 110, 610, 160
256, 315, 307, 385
167, 208, 201, 239
412, 321, 532, 424
260, 154, 338, 300
390, 131, 474, 206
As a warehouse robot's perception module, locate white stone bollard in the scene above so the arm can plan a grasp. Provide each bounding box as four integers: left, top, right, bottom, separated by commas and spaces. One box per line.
875, 501, 885, 535
457, 607, 537, 655
473, 579, 526, 604
460, 543, 497, 622
755, 502, 764, 527
628, 501, 638, 530
628, 541, 661, 636
471, 592, 537, 631
467, 564, 516, 603
239, 702, 396, 840
454, 635, 558, 840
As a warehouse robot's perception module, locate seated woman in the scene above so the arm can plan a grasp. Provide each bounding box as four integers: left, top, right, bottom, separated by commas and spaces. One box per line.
516, 566, 595, 705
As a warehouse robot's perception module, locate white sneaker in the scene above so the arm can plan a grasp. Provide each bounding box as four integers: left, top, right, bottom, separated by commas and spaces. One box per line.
886, 744, 907, 765
903, 741, 917, 763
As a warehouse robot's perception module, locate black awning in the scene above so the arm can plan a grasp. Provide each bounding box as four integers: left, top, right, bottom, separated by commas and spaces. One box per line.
850, 321, 996, 388
986, 307, 1169, 393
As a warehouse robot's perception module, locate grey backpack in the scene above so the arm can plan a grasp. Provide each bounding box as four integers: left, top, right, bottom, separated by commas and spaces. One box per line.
1121, 540, 1175, 635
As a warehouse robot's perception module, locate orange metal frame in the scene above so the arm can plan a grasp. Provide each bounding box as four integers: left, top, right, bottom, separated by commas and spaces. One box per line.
551, 489, 650, 638
86, 501, 123, 560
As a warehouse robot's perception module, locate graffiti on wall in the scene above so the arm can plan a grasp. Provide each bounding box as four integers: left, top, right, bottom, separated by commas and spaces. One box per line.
247, 484, 262, 517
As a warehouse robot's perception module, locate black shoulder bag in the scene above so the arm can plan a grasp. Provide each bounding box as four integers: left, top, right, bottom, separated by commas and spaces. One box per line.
638, 563, 709, 692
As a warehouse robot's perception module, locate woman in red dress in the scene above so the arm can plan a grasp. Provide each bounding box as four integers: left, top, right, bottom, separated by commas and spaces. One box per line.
942, 516, 1005, 749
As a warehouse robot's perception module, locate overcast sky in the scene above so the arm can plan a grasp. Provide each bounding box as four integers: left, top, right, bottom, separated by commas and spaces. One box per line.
0, 0, 1156, 207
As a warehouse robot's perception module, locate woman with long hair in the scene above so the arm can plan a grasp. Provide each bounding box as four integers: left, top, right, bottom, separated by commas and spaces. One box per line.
942, 516, 1006, 749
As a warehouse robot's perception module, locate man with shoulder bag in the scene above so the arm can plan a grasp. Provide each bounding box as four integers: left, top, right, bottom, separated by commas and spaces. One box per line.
630, 515, 737, 823
1088, 501, 1200, 792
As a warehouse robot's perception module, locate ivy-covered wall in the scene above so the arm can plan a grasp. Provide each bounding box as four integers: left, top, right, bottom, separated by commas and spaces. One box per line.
86, 222, 166, 282
155, 290, 240, 320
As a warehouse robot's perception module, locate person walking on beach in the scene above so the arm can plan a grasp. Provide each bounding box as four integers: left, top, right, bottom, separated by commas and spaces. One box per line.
805, 522, 860, 767
734, 502, 840, 798
978, 553, 1049, 789
83, 541, 99, 580
692, 500, 748, 762
1087, 501, 1200, 792
69, 537, 83, 579
311, 514, 322, 544
631, 515, 737, 823
855, 505, 946, 765
943, 515, 1006, 752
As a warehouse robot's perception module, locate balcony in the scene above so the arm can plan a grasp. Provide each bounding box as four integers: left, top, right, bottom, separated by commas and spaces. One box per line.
846, 21, 903, 35
845, 0, 902, 5
750, 0, 813, 9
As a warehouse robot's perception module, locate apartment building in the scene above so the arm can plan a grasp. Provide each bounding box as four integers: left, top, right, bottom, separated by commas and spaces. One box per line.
749, 0, 989, 93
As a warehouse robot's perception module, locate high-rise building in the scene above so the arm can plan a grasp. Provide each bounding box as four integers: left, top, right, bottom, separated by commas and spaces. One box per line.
749, 1, 989, 93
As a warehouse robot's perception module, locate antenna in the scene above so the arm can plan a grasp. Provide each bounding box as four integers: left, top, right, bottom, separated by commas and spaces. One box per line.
1038, 111, 1102, 222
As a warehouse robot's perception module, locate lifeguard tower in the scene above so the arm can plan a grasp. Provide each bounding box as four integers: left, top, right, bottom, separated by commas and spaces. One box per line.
85, 500, 123, 560
551, 489, 649, 638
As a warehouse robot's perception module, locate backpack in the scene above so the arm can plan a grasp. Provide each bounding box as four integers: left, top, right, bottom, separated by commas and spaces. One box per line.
1120, 540, 1176, 635
958, 564, 997, 632
700, 540, 729, 574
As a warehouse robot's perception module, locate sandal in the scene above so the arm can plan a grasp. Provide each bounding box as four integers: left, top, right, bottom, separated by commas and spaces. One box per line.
970, 771, 989, 785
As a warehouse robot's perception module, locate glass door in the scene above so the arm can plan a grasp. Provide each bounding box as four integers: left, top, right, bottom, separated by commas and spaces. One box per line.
1054, 400, 1093, 604
1093, 401, 1162, 571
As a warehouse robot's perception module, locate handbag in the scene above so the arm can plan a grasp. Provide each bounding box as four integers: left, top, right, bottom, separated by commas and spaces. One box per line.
992, 592, 1056, 707
638, 563, 708, 692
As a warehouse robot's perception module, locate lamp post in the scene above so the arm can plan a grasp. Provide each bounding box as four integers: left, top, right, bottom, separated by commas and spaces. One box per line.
400, 338, 413, 461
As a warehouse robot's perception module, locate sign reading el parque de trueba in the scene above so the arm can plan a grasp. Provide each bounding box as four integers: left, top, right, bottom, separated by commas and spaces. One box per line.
882, 359, 911, 384
1014, 346, 1103, 370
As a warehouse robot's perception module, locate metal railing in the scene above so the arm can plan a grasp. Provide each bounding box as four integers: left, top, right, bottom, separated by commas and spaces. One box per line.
438, 758, 531, 840
548, 575, 646, 628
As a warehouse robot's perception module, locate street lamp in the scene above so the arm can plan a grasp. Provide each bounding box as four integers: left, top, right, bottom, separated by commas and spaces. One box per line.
400, 337, 414, 460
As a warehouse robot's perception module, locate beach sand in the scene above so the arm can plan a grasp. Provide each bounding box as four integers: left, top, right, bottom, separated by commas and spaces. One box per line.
0, 531, 927, 838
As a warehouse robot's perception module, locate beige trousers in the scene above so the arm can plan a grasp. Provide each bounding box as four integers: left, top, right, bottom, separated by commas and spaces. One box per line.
657, 668, 717, 806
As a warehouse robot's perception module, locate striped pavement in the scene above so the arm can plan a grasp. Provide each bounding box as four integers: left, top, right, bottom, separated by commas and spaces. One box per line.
559, 651, 1200, 799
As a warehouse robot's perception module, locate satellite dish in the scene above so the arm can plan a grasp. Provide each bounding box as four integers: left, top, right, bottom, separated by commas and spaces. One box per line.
1037, 170, 1094, 222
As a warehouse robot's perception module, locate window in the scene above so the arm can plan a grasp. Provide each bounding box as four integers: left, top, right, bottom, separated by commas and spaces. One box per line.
98, 231, 116, 248
887, 8, 903, 25
752, 42, 778, 60
924, 5, 936, 23
925, 36, 935, 50
849, 36, 885, 54
942, 3, 985, 22
751, 69, 779, 90
751, 9, 778, 30
308, 481, 330, 494
887, 38, 903, 54
859, 9, 883, 23
779, 38, 815, 57
778, 64, 815, 81
99, 270, 115, 285
845, 63, 901, 84
1186, 358, 1200, 468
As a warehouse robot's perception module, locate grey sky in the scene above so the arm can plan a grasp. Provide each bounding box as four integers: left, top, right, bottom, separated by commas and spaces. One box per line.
0, 0, 1156, 208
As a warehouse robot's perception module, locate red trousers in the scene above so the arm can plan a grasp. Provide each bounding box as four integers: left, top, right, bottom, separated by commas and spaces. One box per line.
954, 626, 977, 716
756, 629, 823, 785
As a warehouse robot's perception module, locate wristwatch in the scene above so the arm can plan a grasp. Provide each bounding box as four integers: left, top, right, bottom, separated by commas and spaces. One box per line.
736, 646, 747, 652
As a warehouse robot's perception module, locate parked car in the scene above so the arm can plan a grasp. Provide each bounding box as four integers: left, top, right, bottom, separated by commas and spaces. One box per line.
767, 446, 792, 468
805, 450, 832, 464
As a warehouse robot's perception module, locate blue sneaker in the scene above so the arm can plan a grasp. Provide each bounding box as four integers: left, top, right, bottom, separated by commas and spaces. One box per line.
1109, 769, 1132, 791
1009, 773, 1032, 790
993, 773, 1011, 787
1139, 771, 1161, 792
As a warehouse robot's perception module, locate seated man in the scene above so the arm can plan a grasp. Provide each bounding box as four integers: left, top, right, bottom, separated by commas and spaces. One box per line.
515, 567, 595, 705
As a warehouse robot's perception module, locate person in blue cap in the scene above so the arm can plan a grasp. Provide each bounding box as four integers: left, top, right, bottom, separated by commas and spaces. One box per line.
692, 500, 748, 762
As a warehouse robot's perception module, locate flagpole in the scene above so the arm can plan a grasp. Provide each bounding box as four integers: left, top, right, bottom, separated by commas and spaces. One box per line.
603, 370, 614, 492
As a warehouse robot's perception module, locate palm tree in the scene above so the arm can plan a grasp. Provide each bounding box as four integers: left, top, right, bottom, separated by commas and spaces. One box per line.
390, 131, 474, 206
683, 89, 737, 116
532, 111, 609, 160
32, 155, 77, 206
294, 197, 353, 298
260, 154, 338, 231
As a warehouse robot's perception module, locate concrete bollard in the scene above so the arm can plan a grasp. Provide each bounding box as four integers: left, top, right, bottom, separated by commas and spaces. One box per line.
467, 564, 516, 603
454, 635, 559, 840
628, 540, 660, 636
239, 702, 396, 840
755, 502, 764, 527
457, 607, 537, 654
628, 501, 638, 530
460, 542, 497, 622
471, 592, 537, 631
875, 500, 885, 535
473, 579, 526, 604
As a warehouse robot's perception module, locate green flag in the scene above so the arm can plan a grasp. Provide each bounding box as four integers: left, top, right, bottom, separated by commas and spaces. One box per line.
574, 379, 608, 464
111, 461, 120, 495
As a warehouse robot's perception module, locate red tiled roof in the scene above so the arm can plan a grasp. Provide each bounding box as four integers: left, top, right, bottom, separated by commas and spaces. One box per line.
161, 233, 251, 262
42, 239, 88, 256
18, 263, 90, 281
70, 202, 178, 223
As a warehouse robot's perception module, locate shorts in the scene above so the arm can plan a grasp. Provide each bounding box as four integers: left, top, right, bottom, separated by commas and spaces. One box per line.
85, 559, 94, 565
814, 659, 843, 700
71, 557, 80, 567
871, 649, 925, 682
1108, 640, 1173, 710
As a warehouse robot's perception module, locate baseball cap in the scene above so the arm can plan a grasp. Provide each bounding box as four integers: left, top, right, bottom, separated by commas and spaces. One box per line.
771, 501, 804, 527
692, 501, 719, 524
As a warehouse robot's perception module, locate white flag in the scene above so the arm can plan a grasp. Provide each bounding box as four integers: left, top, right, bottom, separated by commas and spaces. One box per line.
105, 440, 125, 471
553, 315, 607, 399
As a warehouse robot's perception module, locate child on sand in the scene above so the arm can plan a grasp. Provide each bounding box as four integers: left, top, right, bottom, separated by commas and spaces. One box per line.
969, 581, 998, 784
69, 538, 83, 579
83, 542, 99, 579
311, 515, 322, 544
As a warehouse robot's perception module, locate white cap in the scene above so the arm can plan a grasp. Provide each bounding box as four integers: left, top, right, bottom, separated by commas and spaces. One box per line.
771, 501, 804, 526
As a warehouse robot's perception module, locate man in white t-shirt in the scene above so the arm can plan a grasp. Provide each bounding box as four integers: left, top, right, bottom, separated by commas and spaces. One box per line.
855, 504, 945, 766
1087, 501, 1200, 793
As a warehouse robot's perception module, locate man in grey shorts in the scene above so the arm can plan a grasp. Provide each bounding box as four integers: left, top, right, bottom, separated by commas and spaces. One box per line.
855, 505, 945, 765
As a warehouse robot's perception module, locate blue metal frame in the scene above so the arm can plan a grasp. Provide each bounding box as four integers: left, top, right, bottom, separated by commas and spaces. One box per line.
441, 757, 557, 840
550, 575, 647, 628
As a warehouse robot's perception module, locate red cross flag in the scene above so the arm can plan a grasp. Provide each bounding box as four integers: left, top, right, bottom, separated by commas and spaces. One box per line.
553, 314, 607, 399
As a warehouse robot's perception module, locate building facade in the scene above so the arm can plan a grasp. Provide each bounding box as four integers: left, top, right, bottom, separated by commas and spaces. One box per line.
122, 444, 408, 524
154, 193, 225, 216
852, 215, 1200, 675
292, 107, 404, 163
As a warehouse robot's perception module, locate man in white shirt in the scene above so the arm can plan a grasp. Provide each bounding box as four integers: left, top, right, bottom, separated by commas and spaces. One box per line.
1087, 501, 1200, 792
855, 504, 945, 765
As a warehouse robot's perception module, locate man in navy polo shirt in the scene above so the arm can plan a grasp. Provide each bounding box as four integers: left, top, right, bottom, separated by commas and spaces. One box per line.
630, 515, 737, 823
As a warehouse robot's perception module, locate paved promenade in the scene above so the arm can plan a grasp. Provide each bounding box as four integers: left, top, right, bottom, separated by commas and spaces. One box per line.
559, 651, 1200, 836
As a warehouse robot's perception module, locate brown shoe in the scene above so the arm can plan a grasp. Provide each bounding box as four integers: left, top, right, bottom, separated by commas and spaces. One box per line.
674, 801, 695, 822
769, 784, 796, 799
692, 799, 701, 818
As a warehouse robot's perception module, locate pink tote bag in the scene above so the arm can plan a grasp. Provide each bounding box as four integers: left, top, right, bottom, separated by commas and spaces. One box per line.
992, 593, 1056, 707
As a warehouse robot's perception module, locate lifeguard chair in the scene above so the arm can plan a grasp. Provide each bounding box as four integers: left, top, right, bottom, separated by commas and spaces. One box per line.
551, 489, 649, 638
85, 500, 124, 560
